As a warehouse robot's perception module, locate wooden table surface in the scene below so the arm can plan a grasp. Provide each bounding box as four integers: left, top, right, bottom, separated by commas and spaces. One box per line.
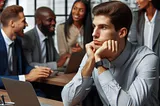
39, 72, 76, 86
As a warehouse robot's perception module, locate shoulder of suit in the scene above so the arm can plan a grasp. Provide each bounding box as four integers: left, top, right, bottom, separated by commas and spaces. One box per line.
24, 28, 35, 35
22, 28, 37, 42
24, 28, 36, 38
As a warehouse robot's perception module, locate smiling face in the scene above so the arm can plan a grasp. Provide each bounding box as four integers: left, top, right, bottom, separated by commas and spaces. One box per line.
0, 0, 5, 11
72, 1, 86, 23
136, 0, 151, 10
14, 12, 28, 37
38, 10, 56, 36
92, 15, 119, 47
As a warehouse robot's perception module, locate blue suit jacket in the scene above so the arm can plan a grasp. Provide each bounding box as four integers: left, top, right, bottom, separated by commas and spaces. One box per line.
0, 30, 33, 88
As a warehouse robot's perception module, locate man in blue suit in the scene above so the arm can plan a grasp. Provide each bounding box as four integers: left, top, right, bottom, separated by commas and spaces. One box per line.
0, 5, 52, 89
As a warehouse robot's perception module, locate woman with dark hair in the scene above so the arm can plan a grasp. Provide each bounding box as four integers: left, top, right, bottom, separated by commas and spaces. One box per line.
128, 0, 160, 101
0, 0, 7, 12
128, 0, 160, 48
0, 0, 7, 28
56, 0, 93, 56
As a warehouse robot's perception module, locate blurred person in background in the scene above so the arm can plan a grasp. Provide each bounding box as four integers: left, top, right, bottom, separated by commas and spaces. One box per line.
22, 7, 69, 71
56, 0, 93, 65
0, 5, 52, 97
128, 0, 160, 101
0, 0, 6, 12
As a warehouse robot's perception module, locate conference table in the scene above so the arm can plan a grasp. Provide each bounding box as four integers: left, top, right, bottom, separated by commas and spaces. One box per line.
39, 72, 76, 86
0, 89, 63, 106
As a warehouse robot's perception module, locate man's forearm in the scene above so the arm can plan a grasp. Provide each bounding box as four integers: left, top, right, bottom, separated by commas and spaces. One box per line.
81, 56, 95, 77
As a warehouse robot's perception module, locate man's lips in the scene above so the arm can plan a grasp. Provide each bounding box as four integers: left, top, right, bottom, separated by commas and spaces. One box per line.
93, 40, 102, 45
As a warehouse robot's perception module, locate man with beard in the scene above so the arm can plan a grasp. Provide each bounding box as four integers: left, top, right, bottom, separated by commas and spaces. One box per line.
22, 7, 69, 70
0, 5, 52, 93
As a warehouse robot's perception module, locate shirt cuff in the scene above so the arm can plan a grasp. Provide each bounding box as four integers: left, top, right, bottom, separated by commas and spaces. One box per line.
82, 77, 93, 90
19, 75, 25, 81
54, 62, 57, 69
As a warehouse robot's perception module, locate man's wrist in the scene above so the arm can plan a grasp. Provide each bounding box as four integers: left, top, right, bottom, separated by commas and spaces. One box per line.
95, 60, 103, 68
95, 60, 109, 70
95, 55, 101, 62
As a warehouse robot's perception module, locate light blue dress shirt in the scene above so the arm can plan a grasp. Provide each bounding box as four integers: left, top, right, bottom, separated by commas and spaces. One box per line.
62, 41, 159, 106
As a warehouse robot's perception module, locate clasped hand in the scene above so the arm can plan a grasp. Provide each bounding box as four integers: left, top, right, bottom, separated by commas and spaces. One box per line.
86, 40, 118, 61
25, 66, 53, 82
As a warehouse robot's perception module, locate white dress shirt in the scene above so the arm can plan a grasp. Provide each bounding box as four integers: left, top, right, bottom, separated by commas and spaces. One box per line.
36, 25, 47, 63
144, 10, 157, 50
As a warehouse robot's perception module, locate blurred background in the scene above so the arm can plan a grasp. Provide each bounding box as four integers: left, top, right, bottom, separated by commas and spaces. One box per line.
4, 0, 137, 51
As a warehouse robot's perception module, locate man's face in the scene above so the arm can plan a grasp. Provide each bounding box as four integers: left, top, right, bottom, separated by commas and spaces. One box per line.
92, 15, 119, 49
39, 11, 56, 36
14, 12, 28, 37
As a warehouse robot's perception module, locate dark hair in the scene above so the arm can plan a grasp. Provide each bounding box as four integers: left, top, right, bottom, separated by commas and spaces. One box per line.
1, 5, 23, 26
64, 0, 93, 47
35, 6, 55, 23
93, 1, 132, 37
0, 0, 8, 12
152, 0, 160, 10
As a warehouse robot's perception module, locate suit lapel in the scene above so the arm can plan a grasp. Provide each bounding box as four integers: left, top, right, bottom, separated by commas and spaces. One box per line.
139, 13, 145, 45
153, 11, 160, 46
0, 30, 8, 74
34, 27, 42, 61
14, 38, 22, 74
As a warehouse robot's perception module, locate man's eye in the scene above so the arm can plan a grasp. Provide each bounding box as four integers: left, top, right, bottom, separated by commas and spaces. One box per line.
101, 26, 107, 30
102, 26, 107, 29
47, 19, 52, 22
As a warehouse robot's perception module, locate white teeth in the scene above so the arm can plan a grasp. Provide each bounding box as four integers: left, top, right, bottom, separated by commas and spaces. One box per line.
50, 26, 55, 30
74, 15, 79, 18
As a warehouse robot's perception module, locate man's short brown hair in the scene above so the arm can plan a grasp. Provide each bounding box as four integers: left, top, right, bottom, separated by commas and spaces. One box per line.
0, 5, 23, 26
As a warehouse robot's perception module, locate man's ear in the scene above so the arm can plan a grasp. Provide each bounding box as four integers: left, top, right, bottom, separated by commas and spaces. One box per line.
118, 27, 127, 38
36, 18, 42, 25
9, 20, 15, 28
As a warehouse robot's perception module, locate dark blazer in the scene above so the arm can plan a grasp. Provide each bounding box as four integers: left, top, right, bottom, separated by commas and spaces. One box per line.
0, 30, 33, 88
22, 27, 59, 70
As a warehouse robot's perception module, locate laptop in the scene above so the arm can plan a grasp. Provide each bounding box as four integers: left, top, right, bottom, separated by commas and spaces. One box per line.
2, 78, 51, 106
53, 50, 85, 75
64, 50, 85, 74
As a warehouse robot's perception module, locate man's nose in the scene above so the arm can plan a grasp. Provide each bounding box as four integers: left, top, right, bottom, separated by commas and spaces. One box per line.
92, 27, 99, 38
51, 20, 56, 25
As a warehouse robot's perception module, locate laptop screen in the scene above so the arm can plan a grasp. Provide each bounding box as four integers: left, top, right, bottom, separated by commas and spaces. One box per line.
2, 78, 51, 106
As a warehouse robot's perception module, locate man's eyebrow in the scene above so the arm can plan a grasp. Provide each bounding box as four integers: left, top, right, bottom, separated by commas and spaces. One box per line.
97, 24, 109, 27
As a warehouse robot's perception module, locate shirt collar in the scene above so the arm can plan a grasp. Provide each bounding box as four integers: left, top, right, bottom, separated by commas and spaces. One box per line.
36, 25, 47, 42
144, 10, 157, 23
1, 29, 14, 46
110, 41, 131, 68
